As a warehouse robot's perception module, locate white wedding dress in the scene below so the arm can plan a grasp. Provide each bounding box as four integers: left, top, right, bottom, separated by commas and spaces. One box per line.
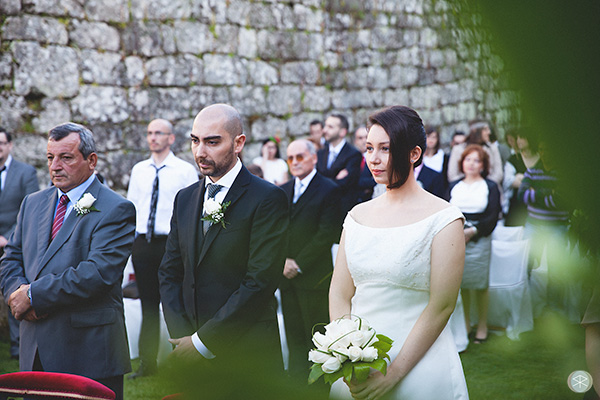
330, 206, 469, 400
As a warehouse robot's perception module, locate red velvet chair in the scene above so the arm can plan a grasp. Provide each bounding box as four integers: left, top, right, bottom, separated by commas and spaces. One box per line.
0, 372, 115, 399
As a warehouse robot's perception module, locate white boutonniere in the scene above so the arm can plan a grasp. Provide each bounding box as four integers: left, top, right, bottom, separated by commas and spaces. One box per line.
74, 193, 99, 216
201, 198, 230, 229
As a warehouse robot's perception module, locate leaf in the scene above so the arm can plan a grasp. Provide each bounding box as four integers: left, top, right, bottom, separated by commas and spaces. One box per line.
308, 363, 325, 385
342, 361, 353, 382
324, 369, 344, 385
377, 334, 393, 344
353, 363, 371, 382
370, 359, 388, 376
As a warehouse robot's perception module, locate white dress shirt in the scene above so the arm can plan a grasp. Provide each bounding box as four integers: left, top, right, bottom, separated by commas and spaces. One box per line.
327, 141, 346, 169
192, 158, 243, 358
0, 155, 12, 191
293, 168, 317, 203
127, 152, 198, 236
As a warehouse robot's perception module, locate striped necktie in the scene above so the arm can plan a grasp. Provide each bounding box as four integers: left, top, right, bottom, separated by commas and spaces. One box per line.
51, 194, 69, 240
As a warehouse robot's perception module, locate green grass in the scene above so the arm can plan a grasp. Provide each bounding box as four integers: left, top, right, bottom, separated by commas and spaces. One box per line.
0, 310, 591, 399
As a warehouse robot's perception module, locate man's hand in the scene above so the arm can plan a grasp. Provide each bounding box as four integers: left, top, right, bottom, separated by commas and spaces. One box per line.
8, 284, 31, 320
283, 258, 300, 279
23, 309, 46, 322
0, 235, 8, 248
168, 336, 203, 362
336, 168, 349, 180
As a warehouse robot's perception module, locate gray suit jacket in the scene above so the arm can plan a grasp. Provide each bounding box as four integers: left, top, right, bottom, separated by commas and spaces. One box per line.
0, 159, 39, 240
0, 177, 135, 379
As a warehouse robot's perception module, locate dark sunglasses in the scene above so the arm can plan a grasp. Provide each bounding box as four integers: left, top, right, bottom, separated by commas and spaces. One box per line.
287, 153, 308, 163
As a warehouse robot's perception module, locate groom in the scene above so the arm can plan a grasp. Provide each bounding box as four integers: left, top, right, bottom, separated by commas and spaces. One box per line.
159, 104, 288, 381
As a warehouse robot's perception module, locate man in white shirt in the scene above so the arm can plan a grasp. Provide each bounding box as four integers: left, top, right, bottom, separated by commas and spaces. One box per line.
126, 119, 198, 378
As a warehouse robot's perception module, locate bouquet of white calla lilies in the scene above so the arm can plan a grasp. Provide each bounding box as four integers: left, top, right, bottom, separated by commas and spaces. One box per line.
308, 315, 393, 385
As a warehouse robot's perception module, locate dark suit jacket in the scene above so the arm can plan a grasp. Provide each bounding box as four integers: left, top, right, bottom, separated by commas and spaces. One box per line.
356, 156, 376, 203
159, 165, 289, 358
0, 177, 135, 378
417, 165, 447, 200
0, 159, 39, 241
280, 172, 339, 291
316, 142, 362, 221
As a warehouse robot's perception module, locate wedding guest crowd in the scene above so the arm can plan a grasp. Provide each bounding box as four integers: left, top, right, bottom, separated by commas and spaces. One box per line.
0, 102, 579, 399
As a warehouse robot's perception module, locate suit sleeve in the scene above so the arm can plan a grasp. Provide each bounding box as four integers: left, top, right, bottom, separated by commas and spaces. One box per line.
158, 191, 195, 338
472, 180, 501, 239
334, 150, 362, 190
0, 196, 30, 298
197, 186, 289, 354
1, 166, 39, 240
29, 200, 136, 314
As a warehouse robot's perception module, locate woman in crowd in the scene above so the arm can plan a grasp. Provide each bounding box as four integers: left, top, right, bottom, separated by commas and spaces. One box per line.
422, 126, 446, 174
447, 120, 503, 187
251, 137, 289, 185
329, 105, 468, 399
449, 144, 501, 344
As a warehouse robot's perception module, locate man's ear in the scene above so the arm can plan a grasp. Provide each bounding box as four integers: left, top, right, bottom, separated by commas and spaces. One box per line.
234, 134, 246, 154
87, 153, 98, 170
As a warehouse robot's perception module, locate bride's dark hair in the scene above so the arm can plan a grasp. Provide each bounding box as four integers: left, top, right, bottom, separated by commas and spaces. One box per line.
367, 106, 426, 189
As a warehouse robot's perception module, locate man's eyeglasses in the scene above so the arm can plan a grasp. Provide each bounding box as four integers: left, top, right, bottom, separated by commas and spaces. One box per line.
287, 154, 308, 164
147, 131, 170, 136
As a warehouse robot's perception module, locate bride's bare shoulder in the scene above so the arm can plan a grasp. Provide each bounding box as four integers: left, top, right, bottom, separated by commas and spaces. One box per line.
419, 190, 453, 214
348, 196, 381, 222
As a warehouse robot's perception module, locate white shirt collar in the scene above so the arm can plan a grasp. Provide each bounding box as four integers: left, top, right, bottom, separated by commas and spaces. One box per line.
328, 140, 346, 155
204, 158, 242, 191
3, 154, 13, 170
295, 168, 317, 188
150, 151, 177, 168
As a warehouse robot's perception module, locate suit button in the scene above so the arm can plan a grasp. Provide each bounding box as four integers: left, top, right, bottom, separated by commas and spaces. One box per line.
190, 283, 195, 289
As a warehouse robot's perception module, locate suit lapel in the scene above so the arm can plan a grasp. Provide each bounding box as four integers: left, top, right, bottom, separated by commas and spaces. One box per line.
191, 180, 206, 267
196, 167, 250, 266
35, 178, 100, 279
292, 174, 320, 217
329, 142, 348, 172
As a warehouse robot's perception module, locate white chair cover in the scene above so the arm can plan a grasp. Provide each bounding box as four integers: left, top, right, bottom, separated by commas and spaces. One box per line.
492, 224, 524, 242
487, 239, 534, 340
448, 291, 469, 352
124, 298, 172, 363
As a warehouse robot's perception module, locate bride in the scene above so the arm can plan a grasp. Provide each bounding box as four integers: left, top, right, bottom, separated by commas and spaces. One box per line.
329, 106, 469, 400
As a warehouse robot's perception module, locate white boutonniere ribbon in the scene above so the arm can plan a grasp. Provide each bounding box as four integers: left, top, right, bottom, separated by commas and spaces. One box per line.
201, 198, 230, 229
74, 193, 99, 216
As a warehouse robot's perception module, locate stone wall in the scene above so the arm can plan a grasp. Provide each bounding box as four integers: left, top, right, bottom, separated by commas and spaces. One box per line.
0, 0, 516, 192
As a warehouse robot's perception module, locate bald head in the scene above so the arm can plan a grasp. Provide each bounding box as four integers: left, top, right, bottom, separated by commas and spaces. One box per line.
191, 104, 246, 181
195, 104, 243, 139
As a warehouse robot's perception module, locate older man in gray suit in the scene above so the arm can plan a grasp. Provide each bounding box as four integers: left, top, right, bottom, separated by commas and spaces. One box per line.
0, 123, 135, 400
0, 127, 39, 360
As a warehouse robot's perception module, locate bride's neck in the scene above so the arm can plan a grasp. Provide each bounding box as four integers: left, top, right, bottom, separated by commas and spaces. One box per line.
385, 174, 421, 202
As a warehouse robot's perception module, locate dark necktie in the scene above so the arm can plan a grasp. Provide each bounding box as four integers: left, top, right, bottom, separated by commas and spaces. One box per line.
207, 183, 223, 200
203, 183, 223, 234
0, 165, 6, 194
146, 165, 166, 242
51, 194, 69, 240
